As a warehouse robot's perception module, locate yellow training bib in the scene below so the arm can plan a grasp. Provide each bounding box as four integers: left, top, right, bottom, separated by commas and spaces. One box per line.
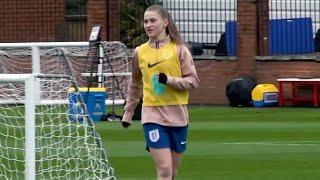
138, 41, 189, 106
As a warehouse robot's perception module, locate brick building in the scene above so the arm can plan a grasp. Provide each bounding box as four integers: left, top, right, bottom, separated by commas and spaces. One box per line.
1, 0, 320, 105
0, 0, 66, 42
0, 0, 120, 42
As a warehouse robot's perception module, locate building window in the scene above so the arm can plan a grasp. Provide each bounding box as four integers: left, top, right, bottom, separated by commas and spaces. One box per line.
66, 0, 87, 19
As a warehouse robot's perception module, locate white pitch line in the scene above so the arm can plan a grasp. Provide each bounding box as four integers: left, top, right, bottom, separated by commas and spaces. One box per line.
221, 141, 320, 146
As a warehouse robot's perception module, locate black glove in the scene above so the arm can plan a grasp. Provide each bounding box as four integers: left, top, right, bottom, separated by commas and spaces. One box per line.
158, 72, 167, 84
122, 121, 131, 128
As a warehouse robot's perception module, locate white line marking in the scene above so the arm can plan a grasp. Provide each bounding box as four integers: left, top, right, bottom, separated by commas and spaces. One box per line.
220, 141, 320, 146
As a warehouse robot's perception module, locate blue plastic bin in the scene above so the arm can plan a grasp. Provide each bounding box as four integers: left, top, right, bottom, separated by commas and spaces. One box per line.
226, 21, 237, 56
68, 87, 106, 122
269, 17, 314, 55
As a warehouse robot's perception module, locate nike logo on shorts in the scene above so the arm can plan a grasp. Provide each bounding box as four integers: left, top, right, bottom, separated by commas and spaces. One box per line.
180, 141, 187, 145
148, 60, 165, 68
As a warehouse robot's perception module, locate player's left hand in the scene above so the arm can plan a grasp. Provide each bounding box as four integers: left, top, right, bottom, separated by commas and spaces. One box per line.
158, 72, 167, 84
122, 121, 131, 128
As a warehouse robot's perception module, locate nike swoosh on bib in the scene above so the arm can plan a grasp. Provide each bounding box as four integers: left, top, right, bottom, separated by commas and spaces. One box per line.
148, 60, 165, 68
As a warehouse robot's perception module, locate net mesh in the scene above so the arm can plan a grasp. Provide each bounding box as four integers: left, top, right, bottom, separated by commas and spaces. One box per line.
0, 75, 116, 179
0, 41, 131, 102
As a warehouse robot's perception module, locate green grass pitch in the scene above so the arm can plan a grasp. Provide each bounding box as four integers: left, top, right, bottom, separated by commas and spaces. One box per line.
95, 106, 320, 180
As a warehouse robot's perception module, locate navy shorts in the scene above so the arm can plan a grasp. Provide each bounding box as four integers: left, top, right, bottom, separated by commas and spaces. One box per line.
143, 123, 188, 153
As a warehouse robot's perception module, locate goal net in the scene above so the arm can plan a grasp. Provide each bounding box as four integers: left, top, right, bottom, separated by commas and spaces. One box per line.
0, 41, 131, 105
0, 74, 116, 180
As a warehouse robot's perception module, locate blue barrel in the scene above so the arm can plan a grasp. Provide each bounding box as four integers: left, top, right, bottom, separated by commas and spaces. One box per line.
68, 87, 106, 122
226, 21, 237, 56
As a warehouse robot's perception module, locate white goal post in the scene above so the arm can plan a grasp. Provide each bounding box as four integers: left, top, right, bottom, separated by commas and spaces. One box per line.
0, 74, 36, 180
0, 73, 116, 180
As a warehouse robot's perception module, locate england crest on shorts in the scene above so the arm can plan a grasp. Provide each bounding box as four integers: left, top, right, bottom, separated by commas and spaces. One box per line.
149, 129, 160, 142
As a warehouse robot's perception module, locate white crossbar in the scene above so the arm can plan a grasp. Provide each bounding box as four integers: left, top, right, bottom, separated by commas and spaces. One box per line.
0, 74, 33, 82
0, 42, 89, 48
81, 72, 132, 77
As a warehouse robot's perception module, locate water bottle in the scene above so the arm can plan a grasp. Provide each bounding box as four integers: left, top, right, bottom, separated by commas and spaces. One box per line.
152, 74, 166, 95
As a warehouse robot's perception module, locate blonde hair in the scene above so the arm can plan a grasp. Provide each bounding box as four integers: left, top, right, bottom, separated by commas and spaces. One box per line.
145, 5, 186, 45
